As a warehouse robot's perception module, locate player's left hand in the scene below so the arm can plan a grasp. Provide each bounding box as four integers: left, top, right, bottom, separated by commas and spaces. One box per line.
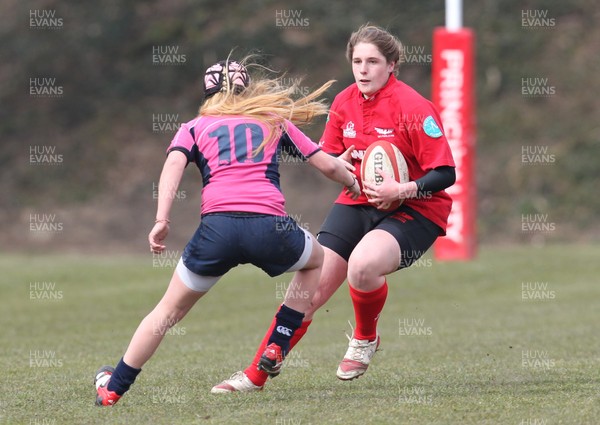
362, 169, 399, 210
337, 145, 356, 172
149, 222, 169, 253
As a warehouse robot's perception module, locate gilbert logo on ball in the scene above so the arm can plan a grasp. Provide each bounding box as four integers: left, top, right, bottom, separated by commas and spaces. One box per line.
361, 141, 409, 211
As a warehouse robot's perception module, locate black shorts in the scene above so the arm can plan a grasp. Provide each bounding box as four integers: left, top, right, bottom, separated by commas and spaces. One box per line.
317, 204, 443, 269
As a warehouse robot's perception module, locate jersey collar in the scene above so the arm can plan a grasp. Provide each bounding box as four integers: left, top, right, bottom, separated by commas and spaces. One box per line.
357, 74, 397, 103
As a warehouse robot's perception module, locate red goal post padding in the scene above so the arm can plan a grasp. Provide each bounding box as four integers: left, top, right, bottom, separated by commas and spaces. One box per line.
432, 28, 477, 260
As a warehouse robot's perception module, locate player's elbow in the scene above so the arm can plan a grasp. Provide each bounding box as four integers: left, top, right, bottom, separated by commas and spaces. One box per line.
447, 167, 456, 187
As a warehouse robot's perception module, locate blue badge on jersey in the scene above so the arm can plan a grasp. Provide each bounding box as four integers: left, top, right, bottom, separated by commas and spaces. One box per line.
423, 116, 443, 138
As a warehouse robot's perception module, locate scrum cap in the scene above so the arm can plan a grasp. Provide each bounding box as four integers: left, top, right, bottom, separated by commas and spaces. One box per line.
203, 60, 250, 98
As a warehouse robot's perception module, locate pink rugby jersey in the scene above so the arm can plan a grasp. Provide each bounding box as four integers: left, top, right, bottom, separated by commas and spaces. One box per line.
167, 116, 321, 216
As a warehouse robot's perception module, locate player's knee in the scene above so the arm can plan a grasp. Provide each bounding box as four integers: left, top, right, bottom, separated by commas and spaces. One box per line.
347, 257, 375, 288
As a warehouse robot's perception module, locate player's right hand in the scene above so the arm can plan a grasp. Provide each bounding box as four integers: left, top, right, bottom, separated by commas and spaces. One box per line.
149, 222, 169, 253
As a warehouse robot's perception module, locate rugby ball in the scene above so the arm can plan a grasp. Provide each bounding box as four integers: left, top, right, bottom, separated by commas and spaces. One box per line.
361, 141, 409, 211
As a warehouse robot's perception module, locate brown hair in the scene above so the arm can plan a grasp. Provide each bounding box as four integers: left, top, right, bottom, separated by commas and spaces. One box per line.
346, 24, 403, 74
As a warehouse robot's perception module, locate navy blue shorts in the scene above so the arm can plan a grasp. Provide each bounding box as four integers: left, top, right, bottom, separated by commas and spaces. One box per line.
317, 204, 442, 269
180, 213, 313, 290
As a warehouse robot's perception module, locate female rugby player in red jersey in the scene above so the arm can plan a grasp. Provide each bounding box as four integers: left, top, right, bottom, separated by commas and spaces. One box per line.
93, 59, 360, 405
213, 24, 455, 392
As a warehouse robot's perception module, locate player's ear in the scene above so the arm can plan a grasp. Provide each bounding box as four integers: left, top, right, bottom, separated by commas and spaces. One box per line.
387, 61, 396, 74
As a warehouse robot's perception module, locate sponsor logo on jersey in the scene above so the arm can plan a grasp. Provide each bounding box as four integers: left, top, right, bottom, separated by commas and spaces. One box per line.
350, 149, 366, 160
343, 121, 356, 138
423, 116, 443, 138
374, 127, 395, 138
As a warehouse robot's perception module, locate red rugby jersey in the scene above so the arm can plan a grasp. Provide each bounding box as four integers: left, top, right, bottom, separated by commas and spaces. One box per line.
320, 75, 455, 233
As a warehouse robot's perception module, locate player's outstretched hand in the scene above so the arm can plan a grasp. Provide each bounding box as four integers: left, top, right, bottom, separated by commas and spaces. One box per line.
149, 222, 169, 253
337, 145, 356, 172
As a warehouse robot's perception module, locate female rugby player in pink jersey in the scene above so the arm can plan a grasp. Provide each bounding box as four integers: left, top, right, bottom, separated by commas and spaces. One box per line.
213, 24, 455, 392
94, 58, 360, 406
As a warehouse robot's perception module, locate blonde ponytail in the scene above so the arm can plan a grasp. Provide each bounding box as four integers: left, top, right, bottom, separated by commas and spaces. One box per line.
199, 57, 334, 153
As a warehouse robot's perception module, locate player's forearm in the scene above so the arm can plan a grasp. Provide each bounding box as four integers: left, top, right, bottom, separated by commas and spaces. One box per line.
413, 166, 456, 195
155, 151, 187, 221
308, 150, 355, 187
329, 159, 357, 188
395, 167, 454, 202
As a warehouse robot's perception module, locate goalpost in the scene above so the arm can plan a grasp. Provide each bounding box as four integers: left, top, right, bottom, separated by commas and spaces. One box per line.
432, 0, 477, 260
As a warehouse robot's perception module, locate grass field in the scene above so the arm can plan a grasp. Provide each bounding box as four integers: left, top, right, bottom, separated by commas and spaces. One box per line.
1, 244, 599, 424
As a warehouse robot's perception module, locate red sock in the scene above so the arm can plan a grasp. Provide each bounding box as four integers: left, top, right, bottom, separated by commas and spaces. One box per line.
244, 317, 312, 387
349, 281, 388, 341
